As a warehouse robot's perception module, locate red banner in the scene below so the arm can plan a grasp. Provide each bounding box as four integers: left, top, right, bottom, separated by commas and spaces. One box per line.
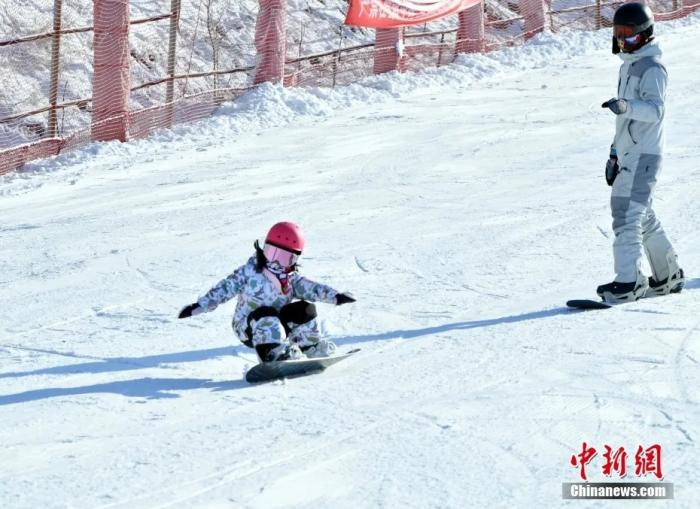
345, 0, 481, 28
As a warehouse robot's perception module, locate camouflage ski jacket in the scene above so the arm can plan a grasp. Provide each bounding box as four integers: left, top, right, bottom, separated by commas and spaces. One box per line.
196, 256, 339, 341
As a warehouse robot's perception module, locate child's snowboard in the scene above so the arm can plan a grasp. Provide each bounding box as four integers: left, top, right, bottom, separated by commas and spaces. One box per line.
245, 348, 360, 383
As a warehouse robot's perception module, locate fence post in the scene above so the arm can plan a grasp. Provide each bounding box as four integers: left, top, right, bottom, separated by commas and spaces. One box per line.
373, 28, 401, 74
47, 0, 63, 138
166, 0, 180, 126
521, 0, 548, 40
437, 32, 445, 66
681, 0, 696, 15
254, 0, 287, 85
92, 0, 130, 142
456, 2, 485, 55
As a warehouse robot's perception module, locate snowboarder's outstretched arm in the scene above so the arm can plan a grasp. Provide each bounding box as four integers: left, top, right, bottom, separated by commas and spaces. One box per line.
291, 274, 355, 306
178, 259, 252, 318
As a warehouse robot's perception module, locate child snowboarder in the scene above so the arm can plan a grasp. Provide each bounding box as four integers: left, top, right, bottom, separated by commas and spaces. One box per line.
178, 221, 356, 362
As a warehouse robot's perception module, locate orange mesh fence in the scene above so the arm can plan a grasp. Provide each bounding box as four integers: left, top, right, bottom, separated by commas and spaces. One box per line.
285, 44, 375, 88
1, 0, 699, 175
0, 1, 93, 147
127, 0, 257, 139
402, 20, 459, 73
283, 1, 376, 86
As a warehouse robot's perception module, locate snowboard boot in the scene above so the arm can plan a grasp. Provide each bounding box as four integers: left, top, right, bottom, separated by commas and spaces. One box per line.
596, 274, 648, 303
647, 268, 685, 297
301, 339, 337, 359
256, 342, 305, 363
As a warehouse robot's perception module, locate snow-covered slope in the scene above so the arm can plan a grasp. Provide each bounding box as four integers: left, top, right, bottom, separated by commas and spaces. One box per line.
1, 15, 699, 509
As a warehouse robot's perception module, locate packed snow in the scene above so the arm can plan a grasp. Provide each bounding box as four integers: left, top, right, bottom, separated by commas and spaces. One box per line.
1, 14, 700, 509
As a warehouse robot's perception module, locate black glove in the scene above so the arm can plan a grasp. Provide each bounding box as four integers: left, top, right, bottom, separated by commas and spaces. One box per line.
178, 303, 202, 319
335, 293, 356, 305
602, 98, 628, 115
605, 149, 619, 186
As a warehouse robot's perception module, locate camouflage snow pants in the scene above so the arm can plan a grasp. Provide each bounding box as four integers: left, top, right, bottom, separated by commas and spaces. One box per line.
243, 301, 322, 361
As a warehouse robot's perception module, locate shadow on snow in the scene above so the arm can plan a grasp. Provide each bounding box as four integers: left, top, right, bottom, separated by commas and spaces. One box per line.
6, 290, 696, 406
3, 306, 572, 381
0, 377, 250, 406
333, 306, 572, 346
0, 306, 572, 406
334, 279, 700, 347
684, 277, 700, 290
0, 346, 238, 379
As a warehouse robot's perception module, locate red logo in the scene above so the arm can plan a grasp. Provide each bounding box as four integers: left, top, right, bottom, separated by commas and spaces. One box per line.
602, 445, 628, 478
570, 443, 663, 481
635, 444, 664, 480
570, 441, 597, 481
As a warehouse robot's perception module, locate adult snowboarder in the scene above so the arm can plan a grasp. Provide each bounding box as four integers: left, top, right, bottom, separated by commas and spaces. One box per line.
178, 222, 356, 362
597, 2, 684, 303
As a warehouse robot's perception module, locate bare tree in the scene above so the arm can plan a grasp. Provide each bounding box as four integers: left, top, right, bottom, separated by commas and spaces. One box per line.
205, 0, 231, 92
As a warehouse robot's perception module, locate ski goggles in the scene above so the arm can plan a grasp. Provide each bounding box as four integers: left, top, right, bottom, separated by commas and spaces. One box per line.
614, 25, 641, 49
263, 243, 299, 267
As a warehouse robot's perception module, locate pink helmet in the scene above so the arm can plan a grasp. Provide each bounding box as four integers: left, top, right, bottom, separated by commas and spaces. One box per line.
265, 221, 305, 255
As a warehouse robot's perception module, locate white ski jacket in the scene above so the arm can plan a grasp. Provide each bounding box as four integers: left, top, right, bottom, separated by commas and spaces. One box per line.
612, 42, 667, 160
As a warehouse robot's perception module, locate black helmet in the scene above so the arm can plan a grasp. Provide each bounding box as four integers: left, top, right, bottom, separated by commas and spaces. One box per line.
612, 2, 655, 54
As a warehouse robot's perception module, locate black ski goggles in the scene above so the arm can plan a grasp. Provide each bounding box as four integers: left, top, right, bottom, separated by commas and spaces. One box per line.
614, 25, 643, 53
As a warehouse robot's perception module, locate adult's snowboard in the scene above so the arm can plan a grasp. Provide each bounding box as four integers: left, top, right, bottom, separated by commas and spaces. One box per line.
245, 348, 360, 383
566, 299, 613, 310
567, 275, 685, 310
566, 292, 671, 310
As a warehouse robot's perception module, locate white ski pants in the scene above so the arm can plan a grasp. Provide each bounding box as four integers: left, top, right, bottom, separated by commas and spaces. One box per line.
611, 152, 678, 283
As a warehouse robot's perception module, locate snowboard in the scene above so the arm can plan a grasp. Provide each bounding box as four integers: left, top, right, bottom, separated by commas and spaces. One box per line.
567, 292, 665, 310
566, 299, 613, 310
245, 348, 361, 383
568, 273, 685, 310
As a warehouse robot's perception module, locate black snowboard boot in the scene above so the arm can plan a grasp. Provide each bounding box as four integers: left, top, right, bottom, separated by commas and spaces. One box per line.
255, 342, 304, 363
647, 268, 685, 297
596, 278, 648, 303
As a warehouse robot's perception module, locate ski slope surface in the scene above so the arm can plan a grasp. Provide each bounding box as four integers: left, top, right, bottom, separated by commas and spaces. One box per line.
2, 16, 700, 509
